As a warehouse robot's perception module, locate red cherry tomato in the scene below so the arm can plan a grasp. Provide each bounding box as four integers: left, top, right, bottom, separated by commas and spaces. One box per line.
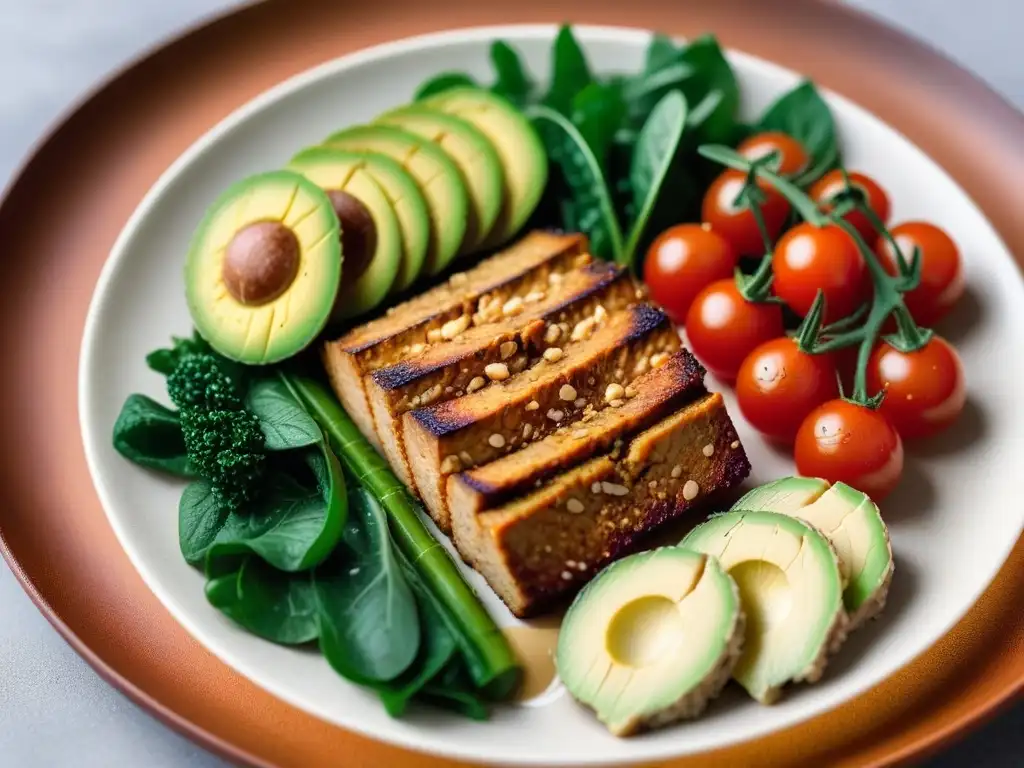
866, 335, 965, 439
810, 170, 891, 244
701, 170, 791, 257
684, 278, 785, 383
794, 399, 904, 500
875, 222, 964, 327
736, 338, 840, 444
643, 224, 739, 324
736, 131, 810, 177
772, 222, 868, 323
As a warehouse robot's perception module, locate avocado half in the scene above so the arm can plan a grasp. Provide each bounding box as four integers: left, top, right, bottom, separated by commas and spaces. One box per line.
681, 510, 849, 704
185, 169, 340, 365
557, 547, 744, 737
376, 105, 504, 256
732, 477, 894, 629
423, 87, 548, 250
322, 124, 468, 277
287, 149, 403, 319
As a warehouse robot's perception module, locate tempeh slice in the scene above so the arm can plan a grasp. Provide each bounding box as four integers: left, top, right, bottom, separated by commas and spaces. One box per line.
403, 303, 682, 531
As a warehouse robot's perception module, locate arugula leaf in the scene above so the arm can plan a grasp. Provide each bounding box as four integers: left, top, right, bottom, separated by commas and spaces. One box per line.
528, 105, 623, 262
112, 394, 193, 477
315, 484, 421, 683
205, 556, 319, 645
208, 442, 346, 572
757, 80, 839, 186
675, 35, 739, 144
179, 480, 227, 565
414, 73, 478, 101
570, 80, 626, 163
623, 91, 689, 265
247, 376, 322, 452
490, 41, 533, 107
543, 25, 593, 115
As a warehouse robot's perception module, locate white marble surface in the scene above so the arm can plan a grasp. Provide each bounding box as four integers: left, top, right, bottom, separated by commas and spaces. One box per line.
0, 1, 1020, 765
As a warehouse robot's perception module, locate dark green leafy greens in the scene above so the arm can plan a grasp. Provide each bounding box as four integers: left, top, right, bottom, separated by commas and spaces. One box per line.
543, 26, 593, 115
490, 41, 533, 107
756, 79, 839, 186
246, 377, 323, 452
112, 394, 193, 477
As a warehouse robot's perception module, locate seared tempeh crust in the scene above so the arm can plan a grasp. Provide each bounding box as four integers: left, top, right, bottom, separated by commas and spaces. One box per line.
322, 230, 589, 441
403, 304, 682, 531
453, 393, 751, 617
366, 261, 641, 490
447, 350, 706, 517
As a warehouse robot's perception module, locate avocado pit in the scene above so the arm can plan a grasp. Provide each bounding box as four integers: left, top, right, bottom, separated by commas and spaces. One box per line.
222, 220, 300, 306
328, 189, 376, 283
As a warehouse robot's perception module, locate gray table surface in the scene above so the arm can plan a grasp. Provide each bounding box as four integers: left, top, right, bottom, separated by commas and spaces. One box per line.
0, 1, 1020, 765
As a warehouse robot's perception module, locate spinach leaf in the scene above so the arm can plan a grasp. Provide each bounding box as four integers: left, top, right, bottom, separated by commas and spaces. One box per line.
209, 442, 346, 572
676, 35, 739, 144
179, 480, 228, 565
490, 41, 533, 107
643, 33, 679, 75
624, 60, 695, 125
146, 331, 212, 376
528, 105, 623, 263
420, 659, 490, 720
204, 556, 319, 645
757, 80, 839, 186
247, 377, 322, 452
314, 484, 420, 683
112, 394, 193, 477
624, 91, 688, 265
571, 80, 626, 164
414, 73, 478, 101
543, 25, 593, 115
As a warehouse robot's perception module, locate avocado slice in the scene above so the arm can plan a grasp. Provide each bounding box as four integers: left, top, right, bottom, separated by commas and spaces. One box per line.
681, 510, 848, 704
375, 105, 504, 256
322, 125, 468, 277
286, 149, 403, 319
423, 87, 547, 249
557, 548, 744, 736
185, 169, 340, 365
733, 478, 894, 629
291, 146, 429, 295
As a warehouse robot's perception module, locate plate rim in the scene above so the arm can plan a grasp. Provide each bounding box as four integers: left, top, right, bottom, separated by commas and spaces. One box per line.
0, 0, 1020, 765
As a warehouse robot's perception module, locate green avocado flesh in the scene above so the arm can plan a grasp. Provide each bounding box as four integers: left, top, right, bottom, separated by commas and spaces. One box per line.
732, 477, 893, 626
291, 146, 429, 296
287, 149, 403, 319
185, 169, 340, 365
321, 124, 468, 277
681, 510, 845, 704
376, 105, 504, 257
423, 87, 548, 249
557, 548, 742, 736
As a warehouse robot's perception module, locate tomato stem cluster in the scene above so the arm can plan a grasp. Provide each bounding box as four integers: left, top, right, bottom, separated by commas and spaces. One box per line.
698, 143, 934, 408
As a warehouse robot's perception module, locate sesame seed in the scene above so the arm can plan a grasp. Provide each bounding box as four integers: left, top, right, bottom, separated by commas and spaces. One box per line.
731, 440, 740, 449
702, 443, 715, 457
559, 384, 578, 401
571, 317, 596, 341
544, 324, 562, 344
544, 545, 553, 552
525, 400, 540, 411
502, 297, 524, 316
566, 498, 584, 514
601, 481, 629, 496
683, 480, 700, 501
572, 429, 589, 439
634, 358, 649, 375
444, 386, 453, 394
466, 376, 486, 393
548, 272, 564, 285
427, 328, 442, 343
459, 451, 473, 466
485, 363, 510, 381
523, 423, 533, 439
574, 398, 587, 408
577, 561, 587, 571
543, 347, 564, 363
593, 305, 608, 322
408, 343, 426, 355
650, 352, 670, 369
671, 466, 683, 479
624, 385, 638, 398
499, 341, 518, 360
591, 482, 602, 494
609, 399, 625, 408
441, 314, 471, 340
605, 383, 625, 402
488, 433, 506, 449
566, 560, 577, 568
524, 290, 546, 304
440, 455, 462, 474
547, 408, 565, 422
561, 570, 573, 581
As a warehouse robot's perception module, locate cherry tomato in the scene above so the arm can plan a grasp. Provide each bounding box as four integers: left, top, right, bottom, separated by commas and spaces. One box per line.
736, 338, 840, 444
875, 222, 964, 327
810, 170, 891, 244
643, 224, 739, 324
866, 335, 965, 439
794, 399, 904, 500
736, 131, 809, 177
684, 278, 785, 382
772, 222, 868, 323
702, 170, 791, 257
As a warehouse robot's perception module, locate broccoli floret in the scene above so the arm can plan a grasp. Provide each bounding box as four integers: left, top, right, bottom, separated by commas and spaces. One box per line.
167, 352, 265, 510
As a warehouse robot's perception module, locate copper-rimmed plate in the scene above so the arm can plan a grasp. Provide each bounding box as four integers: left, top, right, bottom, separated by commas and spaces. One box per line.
2, 1, 1022, 766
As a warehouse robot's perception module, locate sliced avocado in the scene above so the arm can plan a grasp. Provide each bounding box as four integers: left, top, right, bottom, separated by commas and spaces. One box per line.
733, 478, 894, 629
286, 149, 402, 319
375, 105, 504, 256
322, 125, 468, 277
681, 510, 847, 704
185, 169, 340, 365
423, 87, 547, 249
557, 548, 744, 736
291, 146, 428, 295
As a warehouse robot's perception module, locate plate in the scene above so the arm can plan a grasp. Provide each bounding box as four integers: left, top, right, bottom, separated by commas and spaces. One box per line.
0, 1, 1021, 766
76, 20, 1024, 767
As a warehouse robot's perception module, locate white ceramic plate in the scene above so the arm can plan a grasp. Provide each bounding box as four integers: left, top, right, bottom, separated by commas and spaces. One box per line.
79, 24, 1024, 767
